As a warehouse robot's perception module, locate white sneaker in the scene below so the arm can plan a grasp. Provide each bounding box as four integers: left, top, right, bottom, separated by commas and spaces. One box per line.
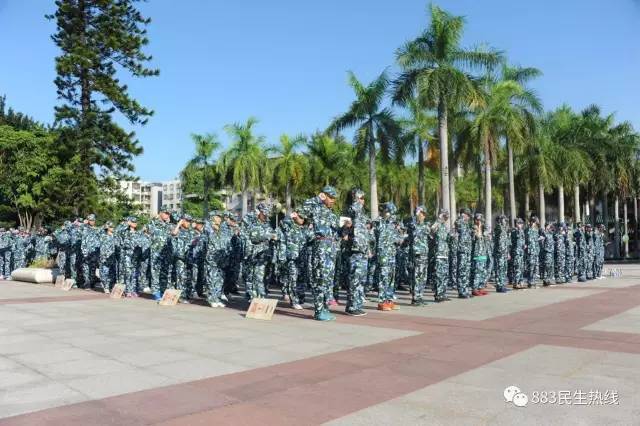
292, 303, 303, 310
143, 287, 151, 294
104, 288, 110, 294
221, 294, 229, 302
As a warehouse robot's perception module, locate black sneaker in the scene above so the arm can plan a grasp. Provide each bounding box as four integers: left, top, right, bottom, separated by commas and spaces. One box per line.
346, 309, 367, 317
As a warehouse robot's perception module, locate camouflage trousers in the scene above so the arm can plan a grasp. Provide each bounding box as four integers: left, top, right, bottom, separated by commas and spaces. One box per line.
377, 255, 396, 302
311, 240, 337, 315
509, 254, 524, 285
174, 259, 193, 299
586, 253, 595, 280
411, 255, 428, 302
282, 259, 301, 305
150, 249, 171, 294
121, 254, 136, 294
471, 256, 488, 290
67, 250, 77, 280
206, 261, 224, 303
456, 250, 472, 296
576, 254, 587, 282
494, 257, 508, 290
555, 252, 566, 284
526, 252, 540, 285
100, 258, 117, 291
434, 257, 449, 297
346, 252, 366, 312
542, 252, 555, 284
82, 253, 100, 289
57, 251, 68, 277
245, 259, 267, 300
366, 256, 376, 293
1, 250, 11, 277
13, 254, 25, 271
565, 253, 574, 282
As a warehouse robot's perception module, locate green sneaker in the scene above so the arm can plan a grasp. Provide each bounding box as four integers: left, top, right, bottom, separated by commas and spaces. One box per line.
324, 309, 336, 321
314, 310, 333, 321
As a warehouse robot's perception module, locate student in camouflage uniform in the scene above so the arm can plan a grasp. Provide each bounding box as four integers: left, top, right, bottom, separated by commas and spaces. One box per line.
120, 217, 143, 297
99, 222, 117, 293
594, 224, 606, 279
554, 223, 566, 284
408, 205, 430, 305
564, 223, 575, 283
171, 214, 195, 302
80, 214, 101, 290
342, 188, 369, 316
0, 229, 9, 279
525, 216, 541, 288
365, 220, 376, 294
574, 223, 587, 282
11, 230, 28, 271
203, 211, 227, 308
455, 208, 472, 298
303, 186, 340, 321
541, 223, 555, 286
375, 202, 405, 311
223, 213, 243, 297
53, 222, 71, 278
245, 203, 276, 300
509, 218, 526, 289
147, 206, 173, 301
470, 213, 489, 296
188, 219, 206, 297
432, 209, 451, 302
493, 215, 510, 293
279, 209, 311, 310
69, 220, 83, 286
585, 224, 595, 280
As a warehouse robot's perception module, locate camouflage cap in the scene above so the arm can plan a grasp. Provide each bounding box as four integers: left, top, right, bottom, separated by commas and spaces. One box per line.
194, 218, 205, 225
439, 208, 450, 217
256, 202, 272, 215
181, 213, 193, 222
459, 208, 471, 216
529, 215, 539, 223
515, 217, 525, 225
474, 212, 484, 221
209, 210, 223, 219
103, 221, 113, 229
351, 188, 365, 200
382, 202, 397, 214
415, 205, 427, 216
321, 185, 338, 198
87, 214, 96, 221
159, 205, 171, 213
127, 216, 138, 223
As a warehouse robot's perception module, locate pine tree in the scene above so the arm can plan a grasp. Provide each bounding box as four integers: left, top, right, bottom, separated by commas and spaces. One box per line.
47, 0, 159, 212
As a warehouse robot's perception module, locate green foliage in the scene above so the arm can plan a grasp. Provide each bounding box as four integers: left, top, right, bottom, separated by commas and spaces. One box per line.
29, 258, 55, 269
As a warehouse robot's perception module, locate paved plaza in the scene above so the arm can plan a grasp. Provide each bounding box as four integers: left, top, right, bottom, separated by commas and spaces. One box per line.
0, 265, 639, 425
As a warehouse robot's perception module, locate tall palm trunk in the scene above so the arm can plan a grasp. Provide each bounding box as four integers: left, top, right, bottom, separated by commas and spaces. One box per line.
449, 162, 456, 218
614, 196, 620, 258
368, 129, 379, 219
417, 135, 425, 205
507, 139, 516, 226
241, 175, 248, 217
438, 99, 450, 224
483, 141, 492, 227
524, 189, 530, 218
623, 199, 629, 258
539, 183, 546, 227
603, 192, 609, 229
634, 197, 638, 257
558, 184, 565, 223
285, 180, 292, 214
203, 162, 210, 217
573, 184, 580, 223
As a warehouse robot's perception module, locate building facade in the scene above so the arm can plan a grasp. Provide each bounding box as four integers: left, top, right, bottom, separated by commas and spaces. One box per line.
118, 179, 181, 217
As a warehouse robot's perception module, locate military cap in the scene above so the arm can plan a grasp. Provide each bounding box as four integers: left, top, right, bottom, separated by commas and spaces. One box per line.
382, 202, 397, 214
159, 205, 171, 213
439, 208, 450, 216
127, 216, 138, 223
181, 213, 193, 222
515, 217, 525, 225
529, 215, 539, 223
87, 214, 96, 221
194, 218, 205, 225
415, 205, 427, 216
103, 221, 113, 229
209, 210, 223, 218
351, 188, 365, 200
459, 207, 471, 216
256, 202, 272, 215
321, 185, 338, 198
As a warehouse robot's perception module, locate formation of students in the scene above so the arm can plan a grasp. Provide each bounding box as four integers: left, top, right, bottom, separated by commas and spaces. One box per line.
0, 186, 607, 321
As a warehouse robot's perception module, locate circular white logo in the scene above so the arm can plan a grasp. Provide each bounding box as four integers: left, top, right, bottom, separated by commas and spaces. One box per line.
503, 385, 521, 402
513, 392, 529, 407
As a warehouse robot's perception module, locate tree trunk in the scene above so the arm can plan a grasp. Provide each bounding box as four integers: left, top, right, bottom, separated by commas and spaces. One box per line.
449, 163, 456, 219
539, 183, 546, 227
603, 192, 609, 229
524, 189, 530, 218
558, 184, 565, 223
203, 162, 210, 217
624, 199, 629, 258
241, 175, 248, 217
285, 180, 292, 214
614, 196, 620, 258
634, 197, 638, 257
417, 135, 425, 205
573, 184, 580, 224
368, 127, 379, 220
438, 99, 450, 225
507, 139, 516, 226
484, 143, 492, 229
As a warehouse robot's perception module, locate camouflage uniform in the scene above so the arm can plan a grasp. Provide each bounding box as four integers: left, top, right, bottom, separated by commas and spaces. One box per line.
564, 225, 575, 283
408, 206, 430, 304
81, 216, 101, 289
303, 188, 340, 320
172, 216, 195, 300
119, 219, 143, 295
554, 225, 566, 284
471, 215, 490, 292
53, 224, 71, 277
99, 225, 118, 292
343, 193, 370, 315
585, 225, 595, 280
509, 219, 526, 289
68, 222, 83, 285
0, 229, 10, 278
493, 215, 510, 292
12, 231, 28, 270
455, 210, 472, 297
375, 203, 404, 306
223, 215, 243, 296
541, 225, 555, 285
525, 219, 541, 287
594, 225, 605, 278
147, 212, 173, 298
279, 214, 311, 307
432, 209, 451, 301
245, 204, 275, 300
574, 225, 587, 282
203, 215, 228, 306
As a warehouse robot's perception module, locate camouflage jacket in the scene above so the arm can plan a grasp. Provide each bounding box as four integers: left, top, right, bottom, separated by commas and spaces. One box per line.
408, 218, 430, 258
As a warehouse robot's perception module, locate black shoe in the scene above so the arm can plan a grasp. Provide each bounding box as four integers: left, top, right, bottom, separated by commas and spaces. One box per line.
346, 309, 367, 317
458, 294, 470, 299
411, 300, 426, 306
443, 296, 451, 301
434, 297, 445, 303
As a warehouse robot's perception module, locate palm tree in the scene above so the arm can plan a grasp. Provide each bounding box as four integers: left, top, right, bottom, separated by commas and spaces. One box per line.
397, 97, 437, 205
501, 65, 542, 225
187, 133, 220, 216
329, 71, 400, 219
272, 134, 308, 213
393, 3, 502, 223
219, 117, 268, 217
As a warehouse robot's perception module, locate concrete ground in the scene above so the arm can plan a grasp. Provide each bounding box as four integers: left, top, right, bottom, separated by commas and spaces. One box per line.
0, 264, 639, 425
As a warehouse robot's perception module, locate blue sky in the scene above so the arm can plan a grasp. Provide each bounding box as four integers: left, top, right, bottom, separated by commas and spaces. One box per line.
1, 0, 639, 181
